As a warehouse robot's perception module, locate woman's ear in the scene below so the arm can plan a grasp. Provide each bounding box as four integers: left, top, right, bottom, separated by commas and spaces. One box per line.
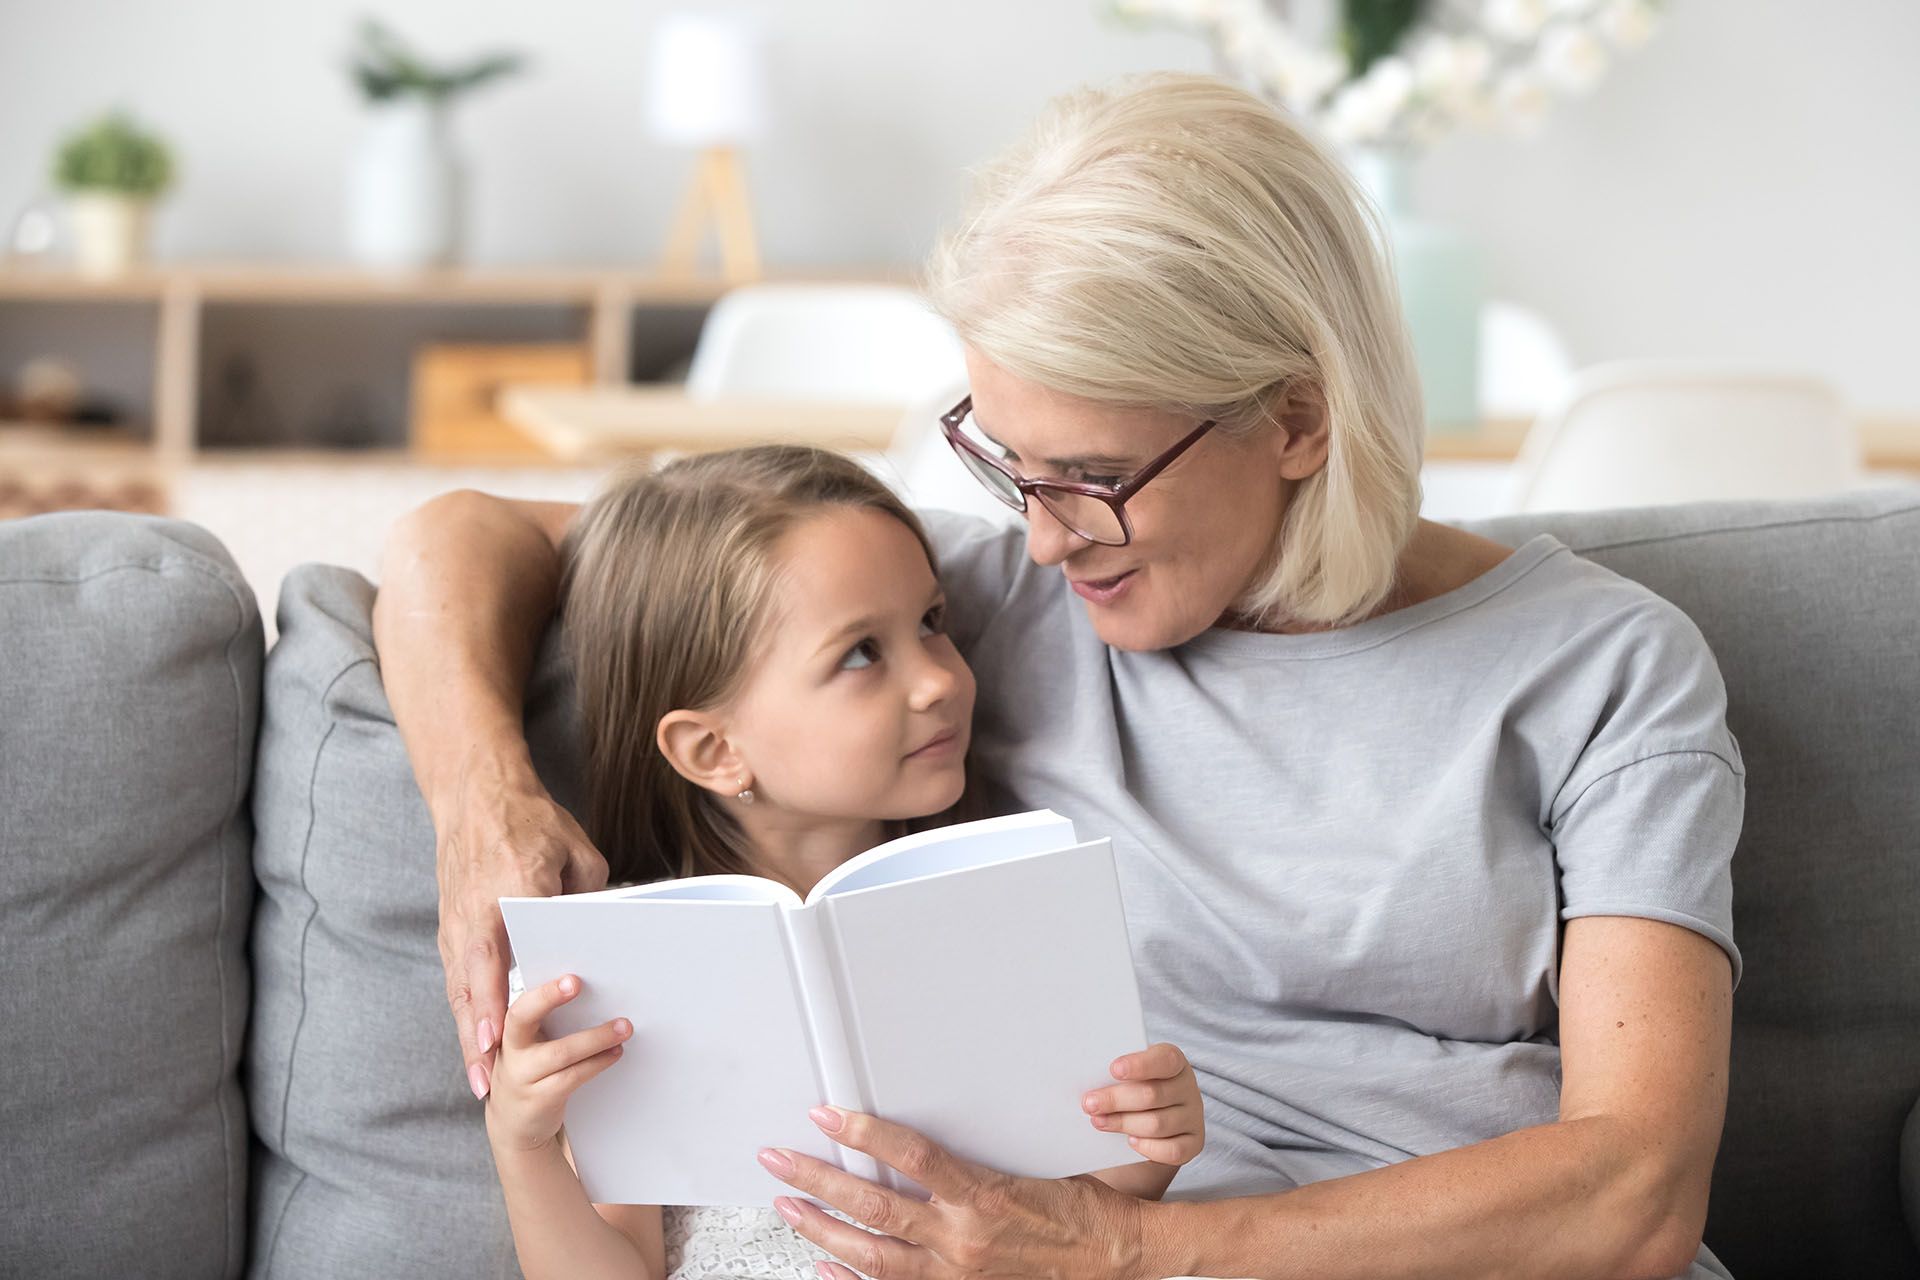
656, 710, 748, 799
1269, 380, 1331, 480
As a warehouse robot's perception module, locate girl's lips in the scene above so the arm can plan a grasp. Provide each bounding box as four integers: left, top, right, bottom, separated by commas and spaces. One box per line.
1068, 569, 1136, 605
905, 729, 960, 760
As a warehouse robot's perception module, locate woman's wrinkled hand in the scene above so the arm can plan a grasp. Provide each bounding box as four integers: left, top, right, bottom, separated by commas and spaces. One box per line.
758, 1108, 1169, 1280
1083, 1041, 1206, 1167
485, 973, 632, 1154
435, 752, 607, 1101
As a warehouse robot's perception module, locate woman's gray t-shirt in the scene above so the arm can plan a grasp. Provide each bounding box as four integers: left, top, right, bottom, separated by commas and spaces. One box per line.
928, 515, 1743, 1280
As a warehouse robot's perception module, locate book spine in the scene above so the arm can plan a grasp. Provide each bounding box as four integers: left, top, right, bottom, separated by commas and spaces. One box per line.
782, 904, 885, 1186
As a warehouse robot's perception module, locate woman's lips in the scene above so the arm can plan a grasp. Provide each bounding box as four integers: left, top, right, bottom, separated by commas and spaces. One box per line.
1068, 569, 1136, 605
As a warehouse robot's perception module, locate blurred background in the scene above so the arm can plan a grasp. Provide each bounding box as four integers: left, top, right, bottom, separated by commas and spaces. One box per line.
2, 0, 1916, 629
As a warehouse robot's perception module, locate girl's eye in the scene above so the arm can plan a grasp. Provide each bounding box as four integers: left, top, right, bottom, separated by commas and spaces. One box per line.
839, 638, 881, 671
1077, 472, 1125, 489
920, 604, 947, 637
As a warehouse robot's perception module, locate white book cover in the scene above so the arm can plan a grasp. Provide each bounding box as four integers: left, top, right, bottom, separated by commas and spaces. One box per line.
499, 810, 1148, 1206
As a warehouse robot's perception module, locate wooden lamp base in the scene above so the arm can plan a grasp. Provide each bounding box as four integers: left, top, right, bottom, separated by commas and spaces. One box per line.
659, 146, 760, 284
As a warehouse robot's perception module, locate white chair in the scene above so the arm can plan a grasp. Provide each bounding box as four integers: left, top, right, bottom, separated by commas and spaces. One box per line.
1478, 301, 1575, 420
879, 380, 1024, 525
685, 283, 966, 402
1509, 362, 1864, 513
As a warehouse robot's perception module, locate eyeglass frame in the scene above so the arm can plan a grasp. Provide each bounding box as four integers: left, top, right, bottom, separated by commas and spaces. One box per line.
937, 394, 1217, 547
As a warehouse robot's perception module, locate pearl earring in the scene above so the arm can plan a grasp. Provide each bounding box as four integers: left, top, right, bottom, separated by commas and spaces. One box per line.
736, 777, 755, 805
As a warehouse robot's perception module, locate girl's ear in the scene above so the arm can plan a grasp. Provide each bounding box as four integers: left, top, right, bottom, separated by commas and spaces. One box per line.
656, 709, 748, 798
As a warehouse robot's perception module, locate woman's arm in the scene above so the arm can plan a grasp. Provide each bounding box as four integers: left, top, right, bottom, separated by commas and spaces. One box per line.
373, 489, 600, 1098
767, 914, 1732, 1280
1138, 915, 1731, 1280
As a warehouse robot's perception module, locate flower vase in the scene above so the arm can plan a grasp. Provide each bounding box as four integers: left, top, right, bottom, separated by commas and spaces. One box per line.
347, 99, 464, 269
1347, 147, 1482, 433
68, 193, 152, 277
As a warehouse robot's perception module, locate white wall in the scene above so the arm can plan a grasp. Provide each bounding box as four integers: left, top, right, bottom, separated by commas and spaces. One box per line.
3, 0, 1916, 412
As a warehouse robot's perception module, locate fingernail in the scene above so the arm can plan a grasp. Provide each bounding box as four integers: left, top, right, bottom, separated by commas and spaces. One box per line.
815, 1264, 836, 1280
559, 974, 579, 995
809, 1105, 844, 1133
468, 1063, 490, 1101
773, 1196, 802, 1226
757, 1147, 796, 1177
613, 1019, 631, 1038
1092, 1115, 1109, 1130
1082, 1093, 1099, 1113
476, 1019, 495, 1054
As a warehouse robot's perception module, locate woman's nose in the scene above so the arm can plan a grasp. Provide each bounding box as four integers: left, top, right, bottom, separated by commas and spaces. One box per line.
1023, 501, 1088, 566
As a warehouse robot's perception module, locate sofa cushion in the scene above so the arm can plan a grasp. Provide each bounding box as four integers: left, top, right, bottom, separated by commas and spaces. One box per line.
1904, 1098, 1920, 1253
0, 512, 260, 1279
246, 563, 582, 1279
1468, 488, 1920, 1279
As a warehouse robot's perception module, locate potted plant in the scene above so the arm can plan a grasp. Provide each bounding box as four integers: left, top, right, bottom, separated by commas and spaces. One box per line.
52, 112, 175, 277
345, 18, 526, 269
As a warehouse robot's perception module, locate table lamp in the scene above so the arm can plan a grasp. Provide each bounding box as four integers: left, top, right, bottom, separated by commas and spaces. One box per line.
647, 12, 766, 283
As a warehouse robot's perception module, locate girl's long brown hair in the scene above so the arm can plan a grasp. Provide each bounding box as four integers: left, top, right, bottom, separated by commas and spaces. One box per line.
559, 446, 943, 886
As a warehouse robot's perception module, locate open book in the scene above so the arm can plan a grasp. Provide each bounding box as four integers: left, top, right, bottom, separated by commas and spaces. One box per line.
499, 810, 1148, 1207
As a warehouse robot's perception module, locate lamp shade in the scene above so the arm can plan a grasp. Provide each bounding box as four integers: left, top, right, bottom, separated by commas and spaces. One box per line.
645, 12, 767, 148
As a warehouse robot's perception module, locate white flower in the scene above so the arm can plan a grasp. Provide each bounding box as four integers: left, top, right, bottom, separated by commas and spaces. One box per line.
1597, 0, 1659, 48
1415, 35, 1495, 109
1492, 67, 1552, 133
1267, 45, 1347, 112
1325, 76, 1404, 145
1365, 56, 1417, 116
1483, 0, 1550, 42
1537, 23, 1610, 93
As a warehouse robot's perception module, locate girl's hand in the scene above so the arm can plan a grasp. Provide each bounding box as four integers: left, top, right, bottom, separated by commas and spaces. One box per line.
1081, 1042, 1205, 1166
484, 973, 632, 1154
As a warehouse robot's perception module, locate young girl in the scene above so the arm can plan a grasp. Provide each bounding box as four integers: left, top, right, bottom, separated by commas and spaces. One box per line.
483, 446, 1205, 1280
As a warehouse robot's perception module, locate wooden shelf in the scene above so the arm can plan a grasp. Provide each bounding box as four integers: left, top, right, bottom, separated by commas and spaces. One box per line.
0, 262, 900, 305
0, 262, 903, 461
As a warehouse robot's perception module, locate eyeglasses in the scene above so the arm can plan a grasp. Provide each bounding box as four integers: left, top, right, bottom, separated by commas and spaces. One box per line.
938, 395, 1216, 547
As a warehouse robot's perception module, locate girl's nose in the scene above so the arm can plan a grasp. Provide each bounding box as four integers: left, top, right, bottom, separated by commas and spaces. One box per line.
909, 650, 960, 711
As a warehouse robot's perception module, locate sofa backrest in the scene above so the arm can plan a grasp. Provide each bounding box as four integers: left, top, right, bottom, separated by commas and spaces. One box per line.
1466, 488, 1920, 1277
0, 512, 260, 1279
246, 561, 583, 1279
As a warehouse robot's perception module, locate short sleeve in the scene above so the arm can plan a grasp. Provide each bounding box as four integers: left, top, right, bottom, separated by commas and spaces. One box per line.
1551, 749, 1744, 987
1547, 596, 1747, 988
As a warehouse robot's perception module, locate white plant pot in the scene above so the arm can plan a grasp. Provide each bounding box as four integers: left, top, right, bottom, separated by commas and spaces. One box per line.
347, 99, 464, 269
68, 194, 152, 278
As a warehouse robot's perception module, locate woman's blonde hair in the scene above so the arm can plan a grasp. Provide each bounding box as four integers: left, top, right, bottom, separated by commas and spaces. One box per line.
559, 446, 939, 886
924, 72, 1425, 628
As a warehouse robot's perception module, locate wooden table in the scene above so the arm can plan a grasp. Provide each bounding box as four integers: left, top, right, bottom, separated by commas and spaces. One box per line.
502, 388, 1920, 472
498, 385, 906, 461
1427, 414, 1920, 470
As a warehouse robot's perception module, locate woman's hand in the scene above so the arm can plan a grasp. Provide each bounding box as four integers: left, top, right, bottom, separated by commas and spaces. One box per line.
1083, 1041, 1205, 1167
485, 973, 633, 1154
436, 751, 607, 1102
758, 1109, 1171, 1280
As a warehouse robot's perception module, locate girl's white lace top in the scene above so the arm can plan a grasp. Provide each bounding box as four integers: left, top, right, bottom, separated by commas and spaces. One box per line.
663, 1204, 838, 1279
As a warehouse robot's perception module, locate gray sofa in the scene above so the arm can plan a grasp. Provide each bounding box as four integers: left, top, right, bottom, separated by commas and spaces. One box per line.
2, 489, 1918, 1279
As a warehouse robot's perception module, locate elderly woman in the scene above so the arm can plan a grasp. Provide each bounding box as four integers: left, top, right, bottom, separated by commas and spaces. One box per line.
375, 74, 1740, 1279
